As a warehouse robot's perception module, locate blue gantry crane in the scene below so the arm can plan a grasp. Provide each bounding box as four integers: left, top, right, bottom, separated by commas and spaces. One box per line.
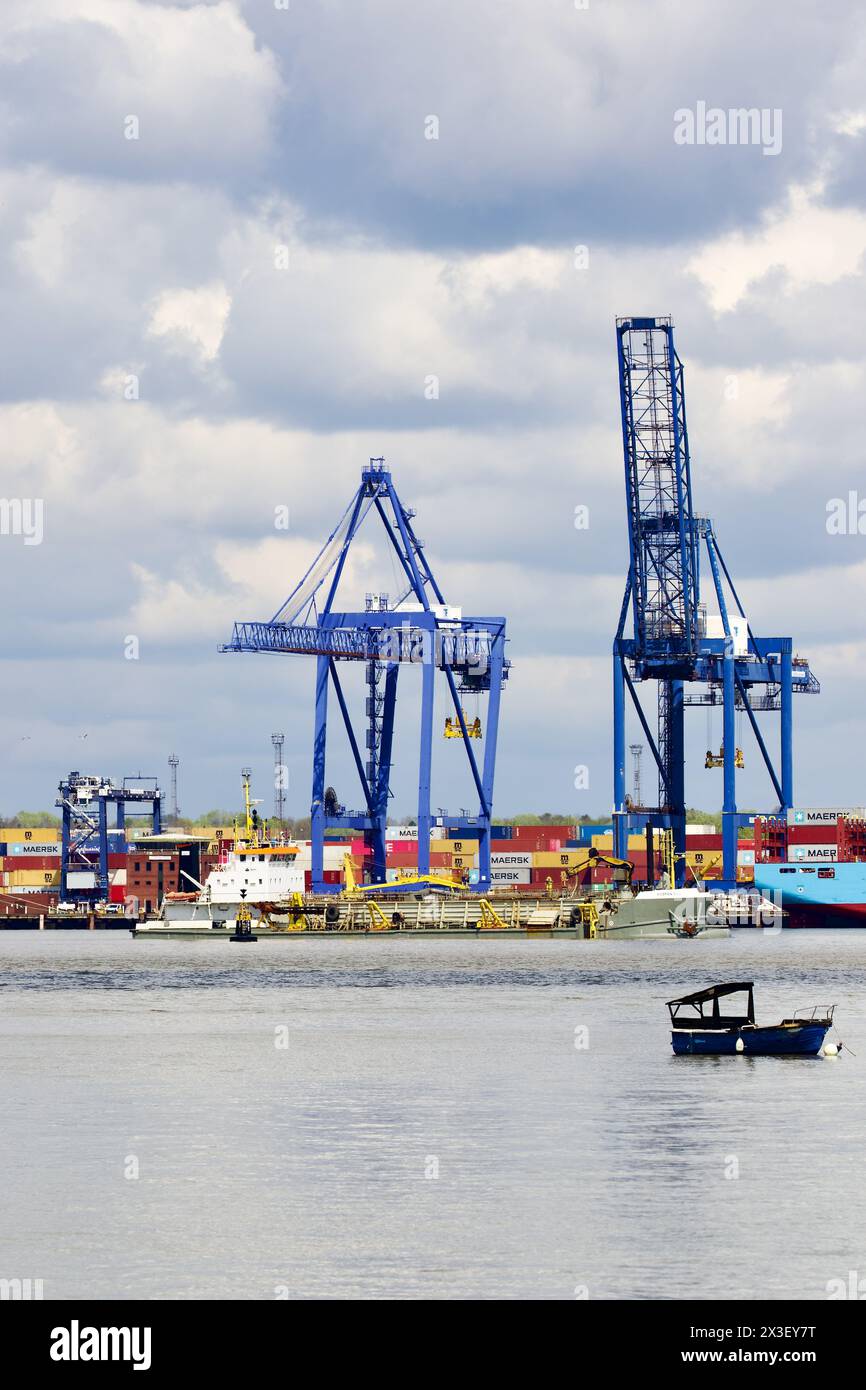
612, 317, 819, 885
57, 772, 163, 904
221, 459, 509, 892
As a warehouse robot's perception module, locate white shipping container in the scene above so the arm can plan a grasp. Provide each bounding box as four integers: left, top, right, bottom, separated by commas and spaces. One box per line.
787, 808, 865, 826
790, 845, 838, 862
387, 826, 419, 840
491, 853, 532, 869
7, 843, 61, 857
490, 867, 531, 885
67, 871, 96, 888
737, 850, 755, 866
293, 848, 346, 870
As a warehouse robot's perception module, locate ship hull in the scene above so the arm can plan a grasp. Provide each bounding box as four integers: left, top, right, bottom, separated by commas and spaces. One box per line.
672, 1023, 829, 1056
754, 862, 866, 927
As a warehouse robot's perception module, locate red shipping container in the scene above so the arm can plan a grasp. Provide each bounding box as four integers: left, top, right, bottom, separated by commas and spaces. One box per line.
511, 824, 573, 838
1, 854, 59, 870
786, 826, 838, 844
109, 884, 125, 904
683, 835, 722, 851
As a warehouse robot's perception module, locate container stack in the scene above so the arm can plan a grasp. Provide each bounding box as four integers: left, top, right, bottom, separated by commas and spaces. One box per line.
0, 828, 62, 914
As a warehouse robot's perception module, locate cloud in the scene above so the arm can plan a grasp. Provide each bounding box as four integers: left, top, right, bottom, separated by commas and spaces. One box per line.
3, 1, 866, 816
0, 0, 282, 184
687, 183, 866, 311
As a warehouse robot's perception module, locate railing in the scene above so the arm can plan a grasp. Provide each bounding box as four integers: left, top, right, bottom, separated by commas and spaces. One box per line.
789, 1004, 835, 1023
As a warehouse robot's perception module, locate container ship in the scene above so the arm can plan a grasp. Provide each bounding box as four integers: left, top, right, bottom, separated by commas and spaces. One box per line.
753, 809, 866, 927
753, 861, 866, 928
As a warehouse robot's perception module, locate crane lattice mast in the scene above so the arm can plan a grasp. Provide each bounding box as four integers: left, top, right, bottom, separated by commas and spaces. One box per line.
612, 317, 819, 884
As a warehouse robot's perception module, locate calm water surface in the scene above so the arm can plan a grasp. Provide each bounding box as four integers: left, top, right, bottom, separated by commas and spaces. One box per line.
0, 930, 863, 1300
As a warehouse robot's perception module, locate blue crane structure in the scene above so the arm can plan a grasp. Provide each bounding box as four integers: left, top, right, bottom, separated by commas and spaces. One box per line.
221, 459, 509, 893
57, 771, 162, 903
612, 317, 819, 885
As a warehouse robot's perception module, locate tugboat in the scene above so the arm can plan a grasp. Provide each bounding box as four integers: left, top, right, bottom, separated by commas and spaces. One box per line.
667, 982, 836, 1056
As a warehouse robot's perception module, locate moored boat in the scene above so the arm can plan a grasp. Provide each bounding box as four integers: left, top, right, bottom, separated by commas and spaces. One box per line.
667, 982, 836, 1056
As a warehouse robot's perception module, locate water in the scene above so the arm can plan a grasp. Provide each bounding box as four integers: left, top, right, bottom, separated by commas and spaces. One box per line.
0, 930, 862, 1301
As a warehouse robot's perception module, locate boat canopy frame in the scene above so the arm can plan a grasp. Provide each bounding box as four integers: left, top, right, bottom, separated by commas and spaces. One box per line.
666, 980, 755, 1029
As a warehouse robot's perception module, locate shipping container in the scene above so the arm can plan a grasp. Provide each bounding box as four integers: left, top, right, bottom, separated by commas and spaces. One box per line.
6, 841, 62, 857
3, 828, 59, 843
789, 844, 838, 862
490, 868, 531, 885
534, 850, 601, 869
681, 835, 722, 851
787, 807, 865, 826
7, 869, 61, 886
66, 871, 96, 889
491, 852, 532, 868
1, 885, 59, 895
786, 825, 838, 844
577, 823, 613, 842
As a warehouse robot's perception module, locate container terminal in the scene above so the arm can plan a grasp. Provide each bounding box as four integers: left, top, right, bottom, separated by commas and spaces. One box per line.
2, 318, 856, 935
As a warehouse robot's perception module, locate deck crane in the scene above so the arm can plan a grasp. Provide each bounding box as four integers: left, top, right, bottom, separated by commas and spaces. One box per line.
612, 317, 819, 885
221, 459, 509, 893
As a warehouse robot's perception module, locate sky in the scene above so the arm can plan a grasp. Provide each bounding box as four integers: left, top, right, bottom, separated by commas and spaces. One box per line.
2, 0, 866, 821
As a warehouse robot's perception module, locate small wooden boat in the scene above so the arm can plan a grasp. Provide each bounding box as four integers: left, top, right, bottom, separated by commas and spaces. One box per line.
667, 982, 835, 1056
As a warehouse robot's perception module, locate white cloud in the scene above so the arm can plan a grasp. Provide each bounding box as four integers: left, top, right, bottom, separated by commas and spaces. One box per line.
148, 283, 232, 363
687, 183, 866, 311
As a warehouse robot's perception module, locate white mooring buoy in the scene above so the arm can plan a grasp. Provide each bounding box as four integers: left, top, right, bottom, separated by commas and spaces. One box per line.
735, 1037, 745, 1053
822, 1042, 840, 1058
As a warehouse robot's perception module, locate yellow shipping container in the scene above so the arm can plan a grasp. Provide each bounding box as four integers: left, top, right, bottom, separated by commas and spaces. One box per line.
451, 854, 477, 870
7, 869, 61, 886
591, 834, 648, 851
533, 851, 593, 869
4, 828, 59, 843
430, 838, 480, 855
